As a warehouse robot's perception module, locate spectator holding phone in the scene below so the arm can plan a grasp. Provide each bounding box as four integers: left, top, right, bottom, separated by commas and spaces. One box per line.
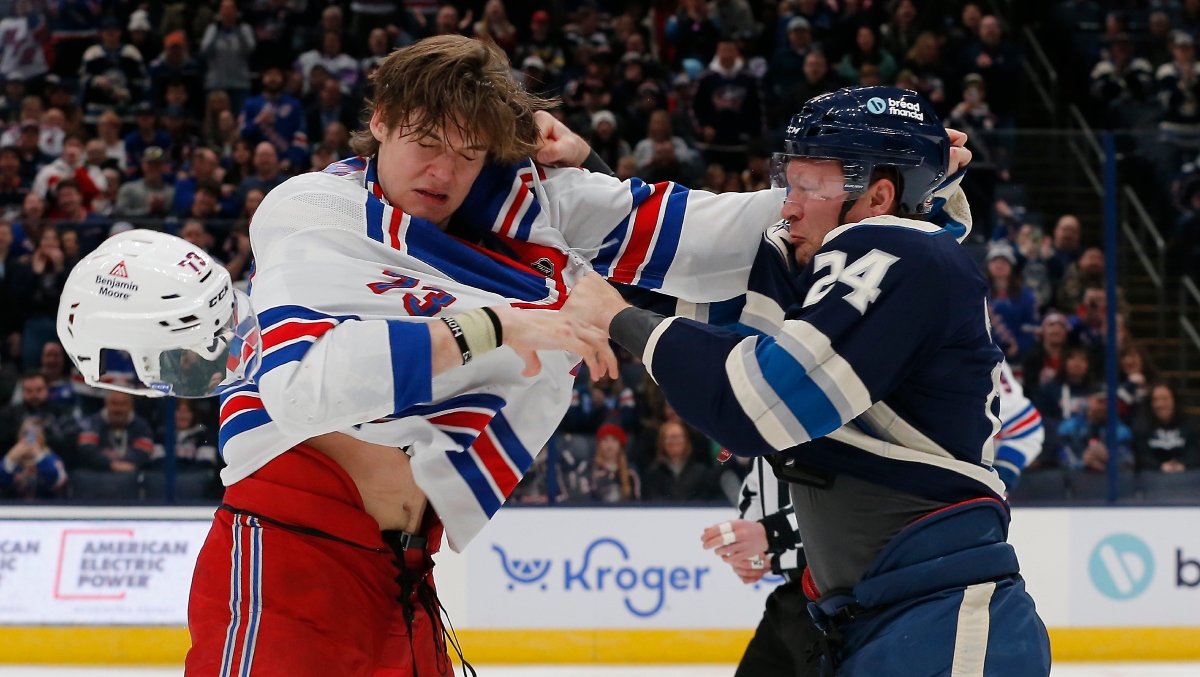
1, 418, 67, 498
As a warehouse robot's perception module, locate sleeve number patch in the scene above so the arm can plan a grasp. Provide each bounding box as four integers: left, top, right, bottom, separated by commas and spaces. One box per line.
802, 249, 900, 313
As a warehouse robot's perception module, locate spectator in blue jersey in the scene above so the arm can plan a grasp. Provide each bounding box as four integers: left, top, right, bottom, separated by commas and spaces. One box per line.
642, 420, 722, 502
1, 417, 68, 498
691, 39, 765, 171
172, 148, 233, 217
1057, 389, 1133, 472
985, 242, 1039, 360
240, 66, 309, 172
562, 371, 637, 435
1089, 33, 1155, 126
235, 142, 285, 207
123, 103, 172, 178
77, 391, 154, 474
1134, 384, 1199, 472
78, 15, 148, 124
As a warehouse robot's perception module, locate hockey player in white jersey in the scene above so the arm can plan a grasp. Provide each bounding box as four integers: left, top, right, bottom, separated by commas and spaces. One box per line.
54, 35, 794, 677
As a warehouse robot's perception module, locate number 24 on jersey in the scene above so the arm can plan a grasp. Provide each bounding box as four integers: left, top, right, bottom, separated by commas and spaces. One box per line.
802, 249, 900, 314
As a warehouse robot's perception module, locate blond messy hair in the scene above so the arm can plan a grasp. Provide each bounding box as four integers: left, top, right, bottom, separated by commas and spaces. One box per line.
350, 35, 553, 164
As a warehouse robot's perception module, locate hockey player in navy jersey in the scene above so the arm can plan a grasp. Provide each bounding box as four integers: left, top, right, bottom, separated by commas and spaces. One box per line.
564, 87, 1053, 675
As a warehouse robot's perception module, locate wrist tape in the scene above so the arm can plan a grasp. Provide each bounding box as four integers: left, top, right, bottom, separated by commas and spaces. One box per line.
442, 307, 503, 365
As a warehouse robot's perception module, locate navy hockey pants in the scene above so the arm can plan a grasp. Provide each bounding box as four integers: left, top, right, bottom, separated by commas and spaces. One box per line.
806, 498, 1051, 676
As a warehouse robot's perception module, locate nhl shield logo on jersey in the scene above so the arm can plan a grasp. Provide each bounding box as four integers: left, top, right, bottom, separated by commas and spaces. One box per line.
531, 257, 555, 277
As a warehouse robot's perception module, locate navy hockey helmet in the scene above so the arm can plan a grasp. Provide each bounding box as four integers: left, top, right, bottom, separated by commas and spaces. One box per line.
776, 86, 950, 215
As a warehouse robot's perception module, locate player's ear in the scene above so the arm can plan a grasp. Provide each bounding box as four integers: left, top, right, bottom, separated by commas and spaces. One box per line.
369, 108, 389, 144
865, 176, 897, 217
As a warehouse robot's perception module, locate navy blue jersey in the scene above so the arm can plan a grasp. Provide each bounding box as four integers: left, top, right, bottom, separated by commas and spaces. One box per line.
641, 216, 1008, 503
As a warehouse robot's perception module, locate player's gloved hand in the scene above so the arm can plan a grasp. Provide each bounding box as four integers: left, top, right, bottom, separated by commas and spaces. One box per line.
701, 519, 770, 563
562, 272, 630, 334
534, 110, 592, 168
730, 553, 771, 584
490, 306, 618, 381
946, 127, 972, 175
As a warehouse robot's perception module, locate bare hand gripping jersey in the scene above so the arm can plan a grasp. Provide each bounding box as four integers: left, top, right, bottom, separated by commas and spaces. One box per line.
219, 157, 784, 550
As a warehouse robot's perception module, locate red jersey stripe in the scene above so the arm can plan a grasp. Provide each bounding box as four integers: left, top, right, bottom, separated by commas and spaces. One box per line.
261, 319, 338, 351
610, 182, 669, 284
472, 429, 519, 496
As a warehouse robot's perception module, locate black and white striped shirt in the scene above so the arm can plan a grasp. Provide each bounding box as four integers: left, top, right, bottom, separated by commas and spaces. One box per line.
738, 457, 804, 574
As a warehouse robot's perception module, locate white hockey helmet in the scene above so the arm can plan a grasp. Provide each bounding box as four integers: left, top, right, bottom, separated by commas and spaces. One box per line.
57, 229, 260, 398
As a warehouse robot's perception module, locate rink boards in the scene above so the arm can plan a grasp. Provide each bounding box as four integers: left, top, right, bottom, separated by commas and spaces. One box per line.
0, 505, 1197, 664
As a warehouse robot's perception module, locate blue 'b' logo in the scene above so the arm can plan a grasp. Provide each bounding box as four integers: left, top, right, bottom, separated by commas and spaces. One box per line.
866, 97, 887, 115
1089, 533, 1154, 600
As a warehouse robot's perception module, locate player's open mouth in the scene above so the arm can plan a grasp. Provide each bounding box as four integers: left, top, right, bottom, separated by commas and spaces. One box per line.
415, 189, 448, 203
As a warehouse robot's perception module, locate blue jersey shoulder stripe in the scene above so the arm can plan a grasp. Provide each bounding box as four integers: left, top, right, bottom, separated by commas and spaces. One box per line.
514, 194, 541, 241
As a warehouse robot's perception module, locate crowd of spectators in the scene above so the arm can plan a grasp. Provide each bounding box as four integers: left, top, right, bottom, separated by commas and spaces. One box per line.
1063, 1, 1200, 274
981, 207, 1198, 479
0, 0, 1192, 502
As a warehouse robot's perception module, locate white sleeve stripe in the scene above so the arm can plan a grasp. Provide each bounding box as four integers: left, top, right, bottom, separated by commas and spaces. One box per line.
673, 299, 709, 322
739, 291, 786, 335
642, 315, 678, 383
827, 425, 1009, 496
726, 338, 810, 450
856, 401, 956, 460
777, 320, 873, 420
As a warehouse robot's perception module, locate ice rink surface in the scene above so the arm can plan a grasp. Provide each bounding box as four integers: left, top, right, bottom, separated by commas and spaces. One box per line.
1, 664, 1199, 676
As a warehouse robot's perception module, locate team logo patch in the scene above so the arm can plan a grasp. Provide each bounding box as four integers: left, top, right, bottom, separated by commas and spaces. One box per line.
109, 261, 129, 278
866, 97, 887, 115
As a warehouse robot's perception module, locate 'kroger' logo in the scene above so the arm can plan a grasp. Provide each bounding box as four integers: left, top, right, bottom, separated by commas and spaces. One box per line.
866, 97, 888, 115
1089, 533, 1155, 600
494, 537, 739, 617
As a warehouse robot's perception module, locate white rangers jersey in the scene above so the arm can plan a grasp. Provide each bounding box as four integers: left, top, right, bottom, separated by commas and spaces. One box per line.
994, 360, 1045, 491
219, 156, 783, 550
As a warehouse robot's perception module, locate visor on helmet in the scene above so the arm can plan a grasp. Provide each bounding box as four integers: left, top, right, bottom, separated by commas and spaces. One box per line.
86, 289, 260, 398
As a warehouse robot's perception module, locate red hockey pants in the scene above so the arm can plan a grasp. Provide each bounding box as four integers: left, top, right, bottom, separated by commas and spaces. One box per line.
184, 444, 453, 677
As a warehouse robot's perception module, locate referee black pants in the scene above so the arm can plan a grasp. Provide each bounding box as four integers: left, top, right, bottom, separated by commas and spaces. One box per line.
734, 580, 823, 677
